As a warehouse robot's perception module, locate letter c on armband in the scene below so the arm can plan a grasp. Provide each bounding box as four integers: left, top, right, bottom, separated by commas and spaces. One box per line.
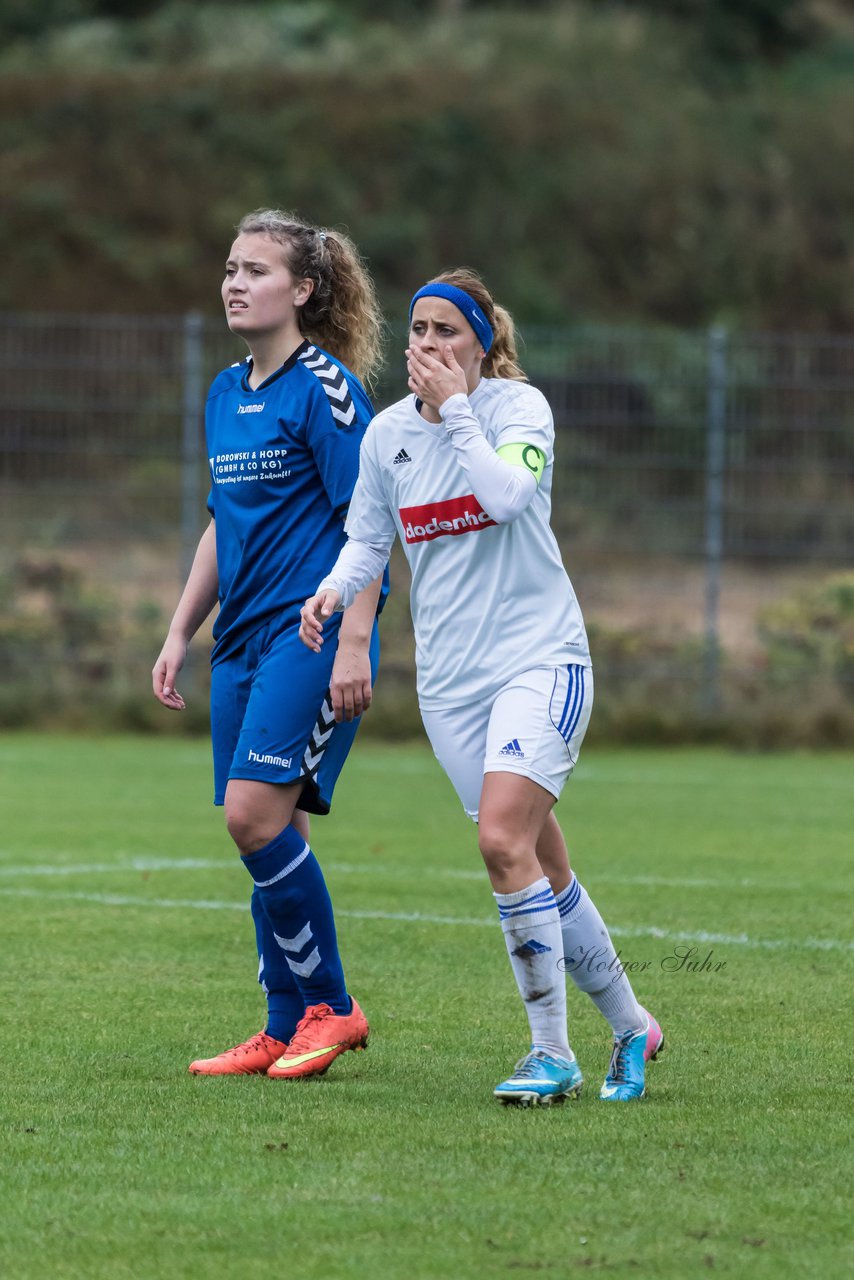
497, 442, 546, 484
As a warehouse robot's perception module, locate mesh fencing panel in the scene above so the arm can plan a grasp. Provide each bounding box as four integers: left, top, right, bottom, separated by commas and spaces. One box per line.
2, 312, 852, 732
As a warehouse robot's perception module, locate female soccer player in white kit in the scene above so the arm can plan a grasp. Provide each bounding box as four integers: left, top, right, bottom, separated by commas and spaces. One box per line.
300, 270, 663, 1103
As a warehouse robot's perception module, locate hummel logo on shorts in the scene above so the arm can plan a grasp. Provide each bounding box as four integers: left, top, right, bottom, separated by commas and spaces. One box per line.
498, 738, 525, 758
392, 448, 412, 464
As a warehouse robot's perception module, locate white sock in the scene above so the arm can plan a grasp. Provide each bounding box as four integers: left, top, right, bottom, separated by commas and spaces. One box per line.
494, 876, 572, 1060
555, 875, 646, 1037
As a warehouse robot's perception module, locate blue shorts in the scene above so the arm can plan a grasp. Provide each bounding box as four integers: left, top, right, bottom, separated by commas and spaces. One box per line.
210, 613, 380, 815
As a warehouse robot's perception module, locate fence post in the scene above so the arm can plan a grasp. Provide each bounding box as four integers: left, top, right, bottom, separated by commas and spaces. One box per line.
180, 311, 205, 695
703, 325, 727, 713
181, 311, 205, 582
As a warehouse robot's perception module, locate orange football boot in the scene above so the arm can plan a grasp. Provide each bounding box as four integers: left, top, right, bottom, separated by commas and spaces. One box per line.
189, 1031, 287, 1076
266, 1000, 369, 1080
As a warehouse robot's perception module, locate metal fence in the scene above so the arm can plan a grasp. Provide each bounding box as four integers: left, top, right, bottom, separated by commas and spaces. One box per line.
2, 311, 853, 733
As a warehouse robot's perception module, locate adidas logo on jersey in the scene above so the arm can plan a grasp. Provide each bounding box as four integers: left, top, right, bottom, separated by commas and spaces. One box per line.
392, 448, 412, 465
498, 739, 525, 758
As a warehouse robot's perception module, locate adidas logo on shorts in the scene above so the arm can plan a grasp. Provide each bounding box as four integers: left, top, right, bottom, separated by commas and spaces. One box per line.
498, 738, 525, 758
392, 448, 412, 465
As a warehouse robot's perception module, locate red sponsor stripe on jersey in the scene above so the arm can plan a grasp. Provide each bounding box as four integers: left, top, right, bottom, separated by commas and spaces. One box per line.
400, 494, 497, 544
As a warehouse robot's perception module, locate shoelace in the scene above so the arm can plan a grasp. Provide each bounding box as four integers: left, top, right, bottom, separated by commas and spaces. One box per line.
286, 1003, 335, 1053
513, 1051, 549, 1079
231, 1033, 273, 1057
607, 1033, 635, 1084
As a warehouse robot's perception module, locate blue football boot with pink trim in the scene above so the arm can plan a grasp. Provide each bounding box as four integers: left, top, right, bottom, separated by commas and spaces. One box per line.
600, 1024, 649, 1100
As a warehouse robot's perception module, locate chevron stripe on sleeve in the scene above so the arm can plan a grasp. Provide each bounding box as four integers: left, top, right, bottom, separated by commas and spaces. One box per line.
298, 345, 357, 428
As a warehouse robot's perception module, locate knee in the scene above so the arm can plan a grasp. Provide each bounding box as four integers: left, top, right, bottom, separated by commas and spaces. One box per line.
224, 795, 266, 855
478, 821, 525, 880
224, 779, 299, 855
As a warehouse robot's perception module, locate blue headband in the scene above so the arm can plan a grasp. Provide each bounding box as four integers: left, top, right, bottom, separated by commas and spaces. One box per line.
409, 282, 494, 353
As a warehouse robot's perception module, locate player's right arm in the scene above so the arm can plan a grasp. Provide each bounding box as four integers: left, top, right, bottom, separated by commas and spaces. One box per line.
299, 535, 388, 652
152, 519, 219, 710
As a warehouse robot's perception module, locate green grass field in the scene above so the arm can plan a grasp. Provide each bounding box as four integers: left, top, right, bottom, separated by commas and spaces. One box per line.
1, 735, 851, 1280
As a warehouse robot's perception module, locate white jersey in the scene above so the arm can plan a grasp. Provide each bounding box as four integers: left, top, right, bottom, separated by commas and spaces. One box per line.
344, 377, 590, 710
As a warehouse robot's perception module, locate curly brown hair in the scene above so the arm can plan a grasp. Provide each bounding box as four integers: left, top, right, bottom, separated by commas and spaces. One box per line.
235, 209, 384, 388
423, 268, 527, 382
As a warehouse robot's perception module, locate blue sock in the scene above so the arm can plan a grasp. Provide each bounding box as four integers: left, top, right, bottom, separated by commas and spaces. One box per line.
250, 888, 304, 1044
242, 825, 350, 1016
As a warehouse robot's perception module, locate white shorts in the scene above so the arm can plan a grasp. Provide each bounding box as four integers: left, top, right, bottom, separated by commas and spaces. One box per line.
420, 664, 593, 821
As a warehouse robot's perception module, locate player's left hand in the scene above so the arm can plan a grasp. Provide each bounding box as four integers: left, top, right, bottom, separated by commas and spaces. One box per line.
406, 343, 468, 411
330, 641, 373, 723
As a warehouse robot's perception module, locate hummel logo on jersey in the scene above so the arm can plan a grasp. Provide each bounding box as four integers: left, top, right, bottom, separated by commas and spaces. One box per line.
237, 403, 265, 414
498, 739, 525, 758
513, 939, 553, 958
392, 448, 412, 464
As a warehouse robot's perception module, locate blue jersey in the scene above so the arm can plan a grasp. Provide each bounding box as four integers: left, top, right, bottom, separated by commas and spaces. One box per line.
206, 339, 382, 664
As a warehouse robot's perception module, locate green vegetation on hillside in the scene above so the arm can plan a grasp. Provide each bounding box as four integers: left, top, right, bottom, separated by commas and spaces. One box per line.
3, 1, 854, 327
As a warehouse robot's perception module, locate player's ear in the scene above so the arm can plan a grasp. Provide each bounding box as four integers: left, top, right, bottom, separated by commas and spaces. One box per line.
294, 278, 314, 307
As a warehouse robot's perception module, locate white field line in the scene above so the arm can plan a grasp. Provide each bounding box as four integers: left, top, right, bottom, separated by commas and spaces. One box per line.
0, 855, 847, 896
574, 772, 854, 793
0, 884, 850, 954
0, 857, 234, 877
354, 754, 854, 792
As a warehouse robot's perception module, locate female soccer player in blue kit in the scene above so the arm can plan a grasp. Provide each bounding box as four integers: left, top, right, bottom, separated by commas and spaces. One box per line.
153, 209, 386, 1081
301, 270, 663, 1104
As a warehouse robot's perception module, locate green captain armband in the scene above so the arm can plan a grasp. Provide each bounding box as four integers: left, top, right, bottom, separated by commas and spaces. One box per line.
496, 442, 547, 484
